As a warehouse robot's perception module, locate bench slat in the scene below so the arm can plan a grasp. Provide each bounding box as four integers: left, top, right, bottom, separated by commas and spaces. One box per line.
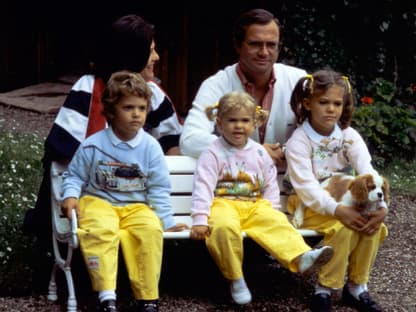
170, 174, 194, 193
166, 216, 320, 239
165, 155, 197, 173
171, 197, 192, 214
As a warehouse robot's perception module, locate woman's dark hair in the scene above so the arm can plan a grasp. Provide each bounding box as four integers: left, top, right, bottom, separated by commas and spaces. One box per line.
95, 14, 155, 82
232, 8, 281, 48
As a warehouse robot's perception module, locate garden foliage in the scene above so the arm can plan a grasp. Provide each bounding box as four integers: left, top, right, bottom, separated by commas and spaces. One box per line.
0, 132, 43, 295
352, 78, 416, 166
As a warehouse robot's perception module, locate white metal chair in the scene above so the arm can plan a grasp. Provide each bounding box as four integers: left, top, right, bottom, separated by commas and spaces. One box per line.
47, 161, 78, 312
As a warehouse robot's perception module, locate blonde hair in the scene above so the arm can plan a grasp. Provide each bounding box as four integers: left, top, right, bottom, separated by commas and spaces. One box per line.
205, 92, 269, 127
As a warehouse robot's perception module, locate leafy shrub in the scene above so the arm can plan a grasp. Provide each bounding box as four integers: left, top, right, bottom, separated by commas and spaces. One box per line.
0, 131, 43, 295
381, 158, 416, 195
352, 78, 416, 167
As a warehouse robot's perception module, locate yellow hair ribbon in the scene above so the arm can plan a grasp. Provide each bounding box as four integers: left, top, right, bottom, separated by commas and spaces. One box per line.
255, 105, 263, 115
305, 74, 314, 83
342, 76, 352, 94
212, 102, 219, 109
304, 74, 314, 93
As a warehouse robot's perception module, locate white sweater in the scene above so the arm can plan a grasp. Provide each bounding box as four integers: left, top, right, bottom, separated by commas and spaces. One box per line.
285, 121, 378, 215
179, 63, 306, 158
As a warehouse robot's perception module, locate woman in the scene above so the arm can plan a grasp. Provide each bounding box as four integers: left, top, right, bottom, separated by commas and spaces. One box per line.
24, 14, 182, 242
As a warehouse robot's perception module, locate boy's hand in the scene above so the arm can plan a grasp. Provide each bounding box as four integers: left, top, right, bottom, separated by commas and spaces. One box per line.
190, 225, 210, 240
165, 223, 189, 232
61, 197, 79, 220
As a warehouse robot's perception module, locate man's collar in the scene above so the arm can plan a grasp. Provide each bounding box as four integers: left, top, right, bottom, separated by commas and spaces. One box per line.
236, 63, 276, 88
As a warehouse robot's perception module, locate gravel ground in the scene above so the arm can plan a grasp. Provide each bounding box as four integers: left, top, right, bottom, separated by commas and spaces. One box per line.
0, 104, 415, 312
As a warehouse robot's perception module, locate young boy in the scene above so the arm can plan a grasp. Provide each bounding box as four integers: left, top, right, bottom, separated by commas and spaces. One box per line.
61, 71, 186, 312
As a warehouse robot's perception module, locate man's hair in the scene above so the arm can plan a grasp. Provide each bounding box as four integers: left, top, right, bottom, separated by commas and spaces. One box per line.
101, 71, 152, 124
232, 8, 281, 48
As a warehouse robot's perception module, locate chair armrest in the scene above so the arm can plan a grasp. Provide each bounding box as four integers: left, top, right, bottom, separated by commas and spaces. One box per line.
70, 209, 79, 249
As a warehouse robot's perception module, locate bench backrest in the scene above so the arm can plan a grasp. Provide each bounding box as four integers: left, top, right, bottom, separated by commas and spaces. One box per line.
51, 156, 319, 240
165, 155, 289, 225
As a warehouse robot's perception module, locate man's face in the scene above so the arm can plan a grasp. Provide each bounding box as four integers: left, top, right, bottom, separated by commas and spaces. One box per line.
237, 21, 280, 78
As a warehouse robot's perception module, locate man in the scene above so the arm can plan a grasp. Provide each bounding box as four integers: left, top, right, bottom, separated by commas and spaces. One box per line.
179, 8, 306, 167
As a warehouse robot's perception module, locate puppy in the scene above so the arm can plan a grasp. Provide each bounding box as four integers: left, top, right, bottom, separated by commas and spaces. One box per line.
292, 173, 390, 228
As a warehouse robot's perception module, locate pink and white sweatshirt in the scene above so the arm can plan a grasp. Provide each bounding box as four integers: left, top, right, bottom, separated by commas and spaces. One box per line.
191, 137, 280, 226
285, 121, 378, 216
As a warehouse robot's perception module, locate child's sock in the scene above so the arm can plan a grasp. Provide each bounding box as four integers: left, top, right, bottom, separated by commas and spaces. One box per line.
314, 284, 332, 296
98, 290, 117, 303
347, 281, 367, 300
230, 277, 252, 305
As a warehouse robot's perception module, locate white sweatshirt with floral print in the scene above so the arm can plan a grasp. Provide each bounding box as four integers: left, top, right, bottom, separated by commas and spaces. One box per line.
285, 121, 378, 215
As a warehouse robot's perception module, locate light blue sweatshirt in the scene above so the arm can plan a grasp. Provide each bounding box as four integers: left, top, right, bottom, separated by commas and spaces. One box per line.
62, 127, 175, 230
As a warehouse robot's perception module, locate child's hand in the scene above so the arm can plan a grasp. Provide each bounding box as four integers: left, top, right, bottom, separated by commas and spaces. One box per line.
190, 225, 210, 240
335, 204, 367, 231
360, 207, 388, 235
165, 223, 189, 232
61, 197, 79, 220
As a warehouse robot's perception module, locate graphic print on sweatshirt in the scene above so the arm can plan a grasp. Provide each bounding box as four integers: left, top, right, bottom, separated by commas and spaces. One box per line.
215, 161, 264, 198
95, 160, 147, 192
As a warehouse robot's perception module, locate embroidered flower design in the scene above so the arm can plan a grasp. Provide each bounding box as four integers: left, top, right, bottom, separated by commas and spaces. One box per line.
314, 138, 354, 160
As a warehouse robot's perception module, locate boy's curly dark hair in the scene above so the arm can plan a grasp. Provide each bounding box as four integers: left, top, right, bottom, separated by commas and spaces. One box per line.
101, 71, 152, 124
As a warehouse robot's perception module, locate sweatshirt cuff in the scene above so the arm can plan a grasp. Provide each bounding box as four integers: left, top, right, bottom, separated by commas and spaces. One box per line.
161, 215, 176, 231
63, 188, 80, 201
192, 214, 208, 226
327, 200, 339, 216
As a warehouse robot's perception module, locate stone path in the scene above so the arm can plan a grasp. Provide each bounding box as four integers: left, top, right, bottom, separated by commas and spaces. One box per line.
0, 75, 79, 113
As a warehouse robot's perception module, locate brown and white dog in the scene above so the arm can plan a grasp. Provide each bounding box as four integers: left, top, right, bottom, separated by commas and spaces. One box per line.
292, 173, 390, 228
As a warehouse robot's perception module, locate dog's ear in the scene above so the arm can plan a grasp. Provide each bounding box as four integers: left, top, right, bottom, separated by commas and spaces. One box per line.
382, 176, 391, 205
349, 175, 369, 203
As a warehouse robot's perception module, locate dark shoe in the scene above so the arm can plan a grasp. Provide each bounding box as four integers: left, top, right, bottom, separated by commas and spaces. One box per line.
138, 300, 159, 312
99, 299, 118, 312
310, 293, 331, 312
342, 286, 382, 312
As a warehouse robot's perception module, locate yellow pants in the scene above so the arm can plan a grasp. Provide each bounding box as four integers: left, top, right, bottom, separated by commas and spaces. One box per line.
77, 195, 163, 300
287, 195, 388, 289
206, 197, 311, 280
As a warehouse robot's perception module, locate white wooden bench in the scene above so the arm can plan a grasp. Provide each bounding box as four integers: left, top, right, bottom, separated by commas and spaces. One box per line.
47, 155, 321, 311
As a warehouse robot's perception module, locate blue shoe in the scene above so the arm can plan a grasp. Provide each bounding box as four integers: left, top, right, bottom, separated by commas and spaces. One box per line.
99, 299, 118, 312
137, 300, 159, 312
342, 286, 382, 312
310, 293, 331, 312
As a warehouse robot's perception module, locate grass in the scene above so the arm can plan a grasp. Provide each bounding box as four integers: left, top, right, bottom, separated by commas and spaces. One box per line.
379, 158, 416, 195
